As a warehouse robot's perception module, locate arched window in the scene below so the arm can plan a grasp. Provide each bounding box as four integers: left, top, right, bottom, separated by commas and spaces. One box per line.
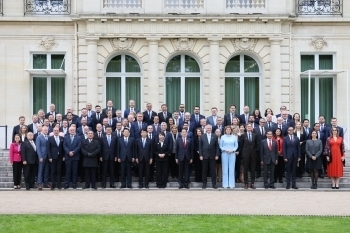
105, 54, 141, 110
225, 55, 260, 112
165, 54, 201, 112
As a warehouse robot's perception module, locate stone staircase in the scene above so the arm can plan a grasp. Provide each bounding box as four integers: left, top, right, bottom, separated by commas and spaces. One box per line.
1, 150, 350, 189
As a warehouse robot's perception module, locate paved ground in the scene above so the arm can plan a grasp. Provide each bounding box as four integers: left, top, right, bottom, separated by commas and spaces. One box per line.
1, 189, 349, 216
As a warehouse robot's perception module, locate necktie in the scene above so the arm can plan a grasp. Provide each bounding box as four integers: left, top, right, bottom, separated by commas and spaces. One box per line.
124, 138, 128, 146
89, 139, 92, 143
268, 122, 271, 129
110, 119, 112, 126
97, 113, 100, 121
118, 132, 121, 137
163, 112, 166, 120
183, 138, 186, 147
55, 136, 59, 146
248, 133, 251, 142
139, 122, 142, 130
268, 139, 272, 150
290, 135, 293, 142
107, 136, 111, 146
261, 127, 264, 136
149, 133, 152, 139
98, 132, 101, 138
148, 111, 151, 119
44, 135, 47, 141
196, 115, 199, 123
142, 138, 145, 148
71, 136, 74, 143
30, 141, 36, 151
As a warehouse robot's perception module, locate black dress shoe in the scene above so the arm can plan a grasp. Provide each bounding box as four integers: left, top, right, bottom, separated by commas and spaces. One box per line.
110, 185, 116, 188
332, 186, 336, 189
185, 185, 189, 189
82, 187, 88, 189
72, 185, 77, 189
202, 183, 207, 189
93, 187, 97, 190
314, 184, 317, 189
145, 185, 149, 189
256, 173, 261, 179
286, 186, 290, 189
292, 186, 298, 189
213, 185, 218, 189
138, 184, 144, 189
336, 187, 340, 189
264, 186, 269, 189
319, 175, 324, 179
179, 184, 183, 189
120, 185, 126, 189
64, 186, 69, 189
270, 186, 276, 189
127, 185, 133, 189
57, 186, 62, 190
26, 187, 30, 190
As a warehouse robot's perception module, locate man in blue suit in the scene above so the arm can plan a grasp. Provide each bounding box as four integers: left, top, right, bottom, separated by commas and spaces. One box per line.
239, 105, 250, 126
283, 126, 301, 189
324, 117, 344, 138
75, 108, 92, 128
176, 129, 193, 189
63, 127, 82, 189
190, 106, 205, 128
123, 99, 140, 119
118, 128, 135, 188
36, 126, 50, 190
131, 113, 148, 139
206, 107, 219, 127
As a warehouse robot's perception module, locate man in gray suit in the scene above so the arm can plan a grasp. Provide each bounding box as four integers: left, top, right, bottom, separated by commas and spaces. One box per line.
260, 131, 278, 189
36, 126, 50, 190
206, 107, 219, 127
199, 124, 220, 189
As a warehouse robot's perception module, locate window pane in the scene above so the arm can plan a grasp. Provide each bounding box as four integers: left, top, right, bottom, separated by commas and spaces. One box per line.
166, 77, 181, 112
51, 78, 65, 114
185, 55, 200, 73
51, 55, 65, 70
125, 55, 141, 73
106, 55, 121, 72
33, 54, 47, 69
319, 78, 333, 124
244, 77, 259, 110
185, 77, 200, 113
301, 55, 315, 72
33, 77, 47, 113
106, 77, 121, 110
319, 55, 333, 70
225, 56, 240, 73
166, 55, 181, 72
244, 55, 259, 73
125, 77, 141, 109
301, 78, 315, 124
225, 77, 240, 113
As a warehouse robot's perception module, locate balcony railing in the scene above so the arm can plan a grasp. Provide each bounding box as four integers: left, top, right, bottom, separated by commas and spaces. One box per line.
164, 0, 205, 14
296, 0, 343, 16
102, 0, 144, 14
24, 0, 71, 15
226, 0, 266, 14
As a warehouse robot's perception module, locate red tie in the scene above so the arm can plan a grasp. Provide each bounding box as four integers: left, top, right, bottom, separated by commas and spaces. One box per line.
183, 138, 186, 147
268, 140, 272, 150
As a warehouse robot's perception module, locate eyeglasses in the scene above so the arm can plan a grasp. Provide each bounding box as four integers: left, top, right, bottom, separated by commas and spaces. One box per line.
332, 130, 338, 131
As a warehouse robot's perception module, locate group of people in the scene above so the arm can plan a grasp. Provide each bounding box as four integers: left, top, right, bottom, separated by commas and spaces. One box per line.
9, 101, 346, 190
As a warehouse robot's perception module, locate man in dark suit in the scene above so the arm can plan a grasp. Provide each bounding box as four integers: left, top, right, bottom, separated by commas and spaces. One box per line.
158, 104, 172, 124
135, 129, 153, 189
28, 115, 39, 134
76, 108, 93, 128
265, 114, 277, 133
276, 117, 288, 136
102, 100, 117, 118
112, 122, 124, 138
64, 106, 78, 123
275, 106, 292, 120
117, 128, 135, 188
113, 110, 124, 123
143, 103, 157, 126
45, 103, 57, 120
253, 118, 267, 178
303, 119, 311, 139
283, 126, 301, 189
100, 126, 118, 189
239, 106, 250, 126
324, 117, 344, 138
21, 132, 38, 190
124, 99, 140, 119
260, 131, 278, 189
12, 116, 26, 142
86, 103, 96, 118
181, 122, 194, 140
36, 126, 50, 190
105, 110, 117, 131
47, 127, 64, 190
131, 113, 148, 139
224, 105, 240, 126
212, 117, 224, 134
190, 106, 205, 128
81, 131, 100, 189
91, 105, 104, 131
179, 112, 195, 133
151, 116, 162, 134
206, 107, 219, 127
318, 115, 331, 134
281, 110, 294, 128
63, 127, 82, 189
60, 119, 69, 136
199, 124, 220, 189
241, 123, 257, 189
176, 129, 193, 189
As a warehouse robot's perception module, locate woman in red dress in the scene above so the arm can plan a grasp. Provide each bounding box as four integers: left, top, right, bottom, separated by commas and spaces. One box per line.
325, 127, 345, 189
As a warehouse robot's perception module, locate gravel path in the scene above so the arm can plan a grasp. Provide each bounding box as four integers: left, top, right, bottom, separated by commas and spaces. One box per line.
0, 189, 349, 216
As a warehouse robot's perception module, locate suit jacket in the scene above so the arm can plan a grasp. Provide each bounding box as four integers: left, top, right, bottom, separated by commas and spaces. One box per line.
60, 127, 69, 136
199, 134, 219, 159
63, 114, 79, 123
190, 114, 205, 128
27, 123, 38, 134
118, 137, 134, 162
305, 139, 323, 158
112, 130, 123, 138
100, 134, 118, 161
75, 116, 93, 128
265, 122, 277, 133
47, 135, 64, 160
131, 121, 148, 139
76, 126, 92, 136
102, 107, 117, 118
21, 140, 38, 164
212, 125, 224, 134
294, 130, 307, 154
94, 131, 105, 144
153, 140, 170, 161
81, 139, 100, 167
176, 137, 193, 161
63, 134, 82, 161
283, 135, 301, 160
91, 112, 105, 131
158, 112, 172, 124
253, 126, 268, 152
240, 132, 257, 158
124, 108, 140, 119
178, 120, 195, 133
324, 126, 344, 138
135, 137, 153, 162
151, 123, 162, 134
12, 125, 22, 142
239, 114, 250, 125
276, 113, 292, 120
142, 110, 157, 125
36, 134, 48, 159
206, 116, 218, 127
223, 113, 240, 126
260, 139, 278, 164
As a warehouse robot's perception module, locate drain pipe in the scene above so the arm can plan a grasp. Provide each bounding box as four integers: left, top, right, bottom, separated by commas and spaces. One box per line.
75, 21, 79, 113
289, 22, 292, 112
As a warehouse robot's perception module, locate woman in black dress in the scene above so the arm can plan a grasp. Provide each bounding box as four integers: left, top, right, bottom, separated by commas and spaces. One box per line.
193, 128, 203, 182
305, 130, 323, 189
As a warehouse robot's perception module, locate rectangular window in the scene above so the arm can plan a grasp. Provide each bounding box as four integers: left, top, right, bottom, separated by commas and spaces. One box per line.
166, 77, 181, 112
106, 77, 122, 110
125, 77, 141, 109
185, 77, 200, 114
225, 77, 240, 113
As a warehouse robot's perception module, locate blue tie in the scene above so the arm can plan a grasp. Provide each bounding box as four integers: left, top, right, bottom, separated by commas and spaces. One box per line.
124, 138, 128, 147
142, 139, 145, 148
107, 136, 111, 146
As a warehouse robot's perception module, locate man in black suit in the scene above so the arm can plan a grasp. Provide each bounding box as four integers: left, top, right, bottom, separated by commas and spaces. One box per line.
275, 106, 292, 120
28, 114, 39, 134
199, 124, 220, 189
253, 118, 267, 178
45, 103, 57, 120
12, 116, 26, 142
239, 106, 250, 126
60, 119, 69, 135
283, 126, 301, 189
241, 123, 257, 189
106, 110, 117, 131
131, 113, 148, 139
281, 110, 293, 128
265, 114, 277, 133
190, 106, 205, 128
100, 126, 118, 188
47, 127, 64, 190
102, 100, 117, 118
117, 128, 135, 188
21, 132, 38, 190
113, 110, 123, 123
158, 104, 172, 124
176, 129, 193, 189
76, 108, 93, 128
151, 116, 162, 134
224, 105, 240, 126
212, 117, 224, 134
276, 117, 288, 136
64, 106, 78, 122
135, 129, 153, 189
91, 105, 104, 131
81, 131, 100, 189
124, 99, 140, 119
179, 112, 195, 133
260, 131, 278, 189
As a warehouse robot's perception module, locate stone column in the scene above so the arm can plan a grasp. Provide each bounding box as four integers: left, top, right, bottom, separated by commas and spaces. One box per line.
208, 38, 222, 111
85, 37, 99, 105
146, 38, 161, 109
269, 37, 283, 111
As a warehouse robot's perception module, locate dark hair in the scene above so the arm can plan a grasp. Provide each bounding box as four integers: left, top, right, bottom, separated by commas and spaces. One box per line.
158, 132, 165, 137
95, 105, 101, 108
293, 113, 300, 122
19, 116, 25, 120
252, 109, 262, 118
14, 134, 22, 143
105, 126, 112, 130
230, 105, 236, 108
122, 128, 130, 132
275, 128, 282, 136
303, 119, 309, 123
266, 130, 273, 135
310, 130, 319, 139
264, 108, 274, 117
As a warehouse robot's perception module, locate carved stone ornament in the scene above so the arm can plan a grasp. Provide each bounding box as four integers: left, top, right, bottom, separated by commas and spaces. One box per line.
171, 38, 196, 51
109, 38, 136, 50
38, 36, 57, 51
309, 37, 328, 50
231, 38, 258, 51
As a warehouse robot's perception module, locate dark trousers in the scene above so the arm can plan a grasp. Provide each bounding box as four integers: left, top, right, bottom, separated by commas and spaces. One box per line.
78, 157, 84, 182
156, 160, 169, 187
50, 158, 62, 187
12, 162, 23, 186
169, 153, 178, 178
243, 154, 256, 184
120, 160, 132, 186
178, 157, 191, 186
297, 153, 306, 177
263, 162, 275, 186
85, 167, 97, 188
193, 152, 202, 182
149, 160, 155, 181
138, 159, 150, 185
114, 160, 120, 182
235, 155, 242, 181
201, 159, 216, 185
23, 164, 36, 188
255, 151, 261, 175
102, 159, 115, 185
285, 157, 297, 186
321, 153, 327, 174
274, 156, 285, 182
65, 160, 79, 187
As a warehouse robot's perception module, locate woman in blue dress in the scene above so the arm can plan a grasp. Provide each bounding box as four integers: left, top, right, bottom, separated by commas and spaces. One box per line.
220, 126, 238, 188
